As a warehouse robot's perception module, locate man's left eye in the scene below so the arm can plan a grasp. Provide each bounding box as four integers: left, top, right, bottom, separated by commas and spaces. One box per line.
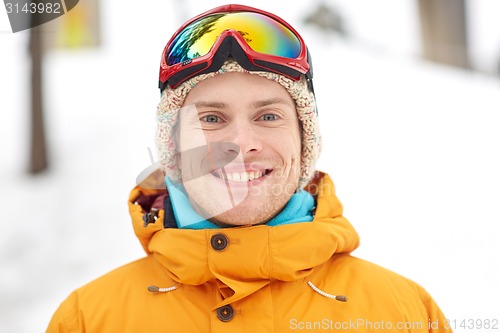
202, 115, 220, 123
260, 114, 278, 121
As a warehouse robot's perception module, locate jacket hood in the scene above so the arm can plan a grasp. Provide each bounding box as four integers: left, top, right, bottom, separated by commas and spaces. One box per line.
128, 171, 359, 307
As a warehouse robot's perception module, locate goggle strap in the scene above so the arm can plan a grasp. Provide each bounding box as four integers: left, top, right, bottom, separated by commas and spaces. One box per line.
168, 62, 210, 89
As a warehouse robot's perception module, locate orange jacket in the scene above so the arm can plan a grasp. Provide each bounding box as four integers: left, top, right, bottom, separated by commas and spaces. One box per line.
47, 172, 451, 332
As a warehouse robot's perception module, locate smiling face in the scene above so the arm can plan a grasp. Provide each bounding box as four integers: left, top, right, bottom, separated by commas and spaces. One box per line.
176, 72, 302, 226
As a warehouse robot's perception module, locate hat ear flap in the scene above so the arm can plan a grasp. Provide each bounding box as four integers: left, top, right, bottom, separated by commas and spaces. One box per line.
173, 123, 182, 169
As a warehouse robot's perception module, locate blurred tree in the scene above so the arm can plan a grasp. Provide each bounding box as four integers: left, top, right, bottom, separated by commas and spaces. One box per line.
29, 24, 48, 174
27, 0, 100, 174
417, 0, 470, 69
497, 49, 500, 77
303, 2, 347, 37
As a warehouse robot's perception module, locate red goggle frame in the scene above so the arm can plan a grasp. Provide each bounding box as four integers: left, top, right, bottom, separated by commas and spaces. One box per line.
158, 4, 313, 92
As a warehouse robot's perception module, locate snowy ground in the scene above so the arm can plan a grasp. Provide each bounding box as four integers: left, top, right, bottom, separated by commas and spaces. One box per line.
1, 1, 500, 332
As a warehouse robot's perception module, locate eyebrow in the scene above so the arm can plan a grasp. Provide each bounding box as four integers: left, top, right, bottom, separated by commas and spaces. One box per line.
251, 97, 294, 108
193, 101, 226, 109
193, 98, 292, 109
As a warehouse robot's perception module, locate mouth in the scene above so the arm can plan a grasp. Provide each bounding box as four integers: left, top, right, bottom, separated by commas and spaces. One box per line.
211, 168, 273, 183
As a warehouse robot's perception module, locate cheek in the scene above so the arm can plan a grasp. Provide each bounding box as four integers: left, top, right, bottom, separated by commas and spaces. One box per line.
177, 107, 210, 152
282, 124, 302, 161
269, 127, 301, 178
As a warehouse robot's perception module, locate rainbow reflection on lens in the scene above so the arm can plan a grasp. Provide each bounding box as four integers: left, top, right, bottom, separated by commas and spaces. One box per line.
166, 12, 302, 66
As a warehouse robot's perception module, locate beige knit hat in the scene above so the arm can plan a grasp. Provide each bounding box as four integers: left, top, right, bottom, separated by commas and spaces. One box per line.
156, 60, 321, 190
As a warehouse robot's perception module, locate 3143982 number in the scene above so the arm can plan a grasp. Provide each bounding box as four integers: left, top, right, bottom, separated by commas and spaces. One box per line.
444, 319, 499, 330
5, 2, 62, 14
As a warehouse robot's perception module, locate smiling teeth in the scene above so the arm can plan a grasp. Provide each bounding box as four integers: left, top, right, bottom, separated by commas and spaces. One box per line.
213, 170, 268, 182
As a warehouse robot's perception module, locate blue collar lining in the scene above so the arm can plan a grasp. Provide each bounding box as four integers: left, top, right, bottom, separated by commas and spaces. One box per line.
165, 177, 314, 229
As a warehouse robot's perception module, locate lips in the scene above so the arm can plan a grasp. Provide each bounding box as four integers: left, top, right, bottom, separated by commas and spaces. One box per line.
212, 169, 272, 183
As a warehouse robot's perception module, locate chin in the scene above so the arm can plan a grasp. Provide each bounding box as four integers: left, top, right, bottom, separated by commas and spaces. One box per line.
209, 208, 274, 227
207, 191, 291, 227
183, 169, 300, 226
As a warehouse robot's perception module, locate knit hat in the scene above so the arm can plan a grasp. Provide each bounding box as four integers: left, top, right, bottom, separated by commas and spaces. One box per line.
156, 60, 321, 190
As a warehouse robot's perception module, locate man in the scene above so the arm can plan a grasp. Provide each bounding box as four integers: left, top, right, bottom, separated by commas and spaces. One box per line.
47, 4, 451, 332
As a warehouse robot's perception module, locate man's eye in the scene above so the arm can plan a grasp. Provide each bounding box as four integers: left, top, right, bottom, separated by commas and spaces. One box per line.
261, 114, 278, 121
201, 115, 220, 123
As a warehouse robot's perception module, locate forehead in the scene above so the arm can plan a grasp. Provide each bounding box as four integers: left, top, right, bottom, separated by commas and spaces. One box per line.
182, 72, 295, 108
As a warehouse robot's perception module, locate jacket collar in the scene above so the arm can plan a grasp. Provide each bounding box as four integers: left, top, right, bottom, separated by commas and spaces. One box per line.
128, 171, 359, 306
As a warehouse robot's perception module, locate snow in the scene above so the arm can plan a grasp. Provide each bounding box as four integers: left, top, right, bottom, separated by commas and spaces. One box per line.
1, 1, 499, 332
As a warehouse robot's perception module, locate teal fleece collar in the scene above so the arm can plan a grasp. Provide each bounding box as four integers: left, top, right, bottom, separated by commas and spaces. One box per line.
165, 177, 314, 229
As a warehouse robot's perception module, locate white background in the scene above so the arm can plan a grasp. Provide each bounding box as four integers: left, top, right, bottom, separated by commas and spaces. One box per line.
1, 1, 499, 332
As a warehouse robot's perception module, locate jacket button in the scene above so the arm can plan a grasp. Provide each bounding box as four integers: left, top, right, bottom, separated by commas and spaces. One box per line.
216, 305, 234, 322
211, 233, 228, 251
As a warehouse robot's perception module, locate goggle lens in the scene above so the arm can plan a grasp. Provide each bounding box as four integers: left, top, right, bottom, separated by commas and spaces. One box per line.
166, 12, 302, 66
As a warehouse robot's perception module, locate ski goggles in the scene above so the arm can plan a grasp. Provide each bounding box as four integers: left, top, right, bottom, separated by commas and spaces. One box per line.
158, 4, 313, 92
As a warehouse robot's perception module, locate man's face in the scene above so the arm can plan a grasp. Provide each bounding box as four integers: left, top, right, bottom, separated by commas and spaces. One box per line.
177, 72, 302, 227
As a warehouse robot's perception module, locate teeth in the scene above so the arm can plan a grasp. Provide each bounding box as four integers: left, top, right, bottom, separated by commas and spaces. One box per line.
230, 173, 239, 182
213, 169, 268, 182
240, 172, 248, 182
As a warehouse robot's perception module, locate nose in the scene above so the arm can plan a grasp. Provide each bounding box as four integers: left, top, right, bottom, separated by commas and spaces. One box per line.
223, 123, 263, 155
